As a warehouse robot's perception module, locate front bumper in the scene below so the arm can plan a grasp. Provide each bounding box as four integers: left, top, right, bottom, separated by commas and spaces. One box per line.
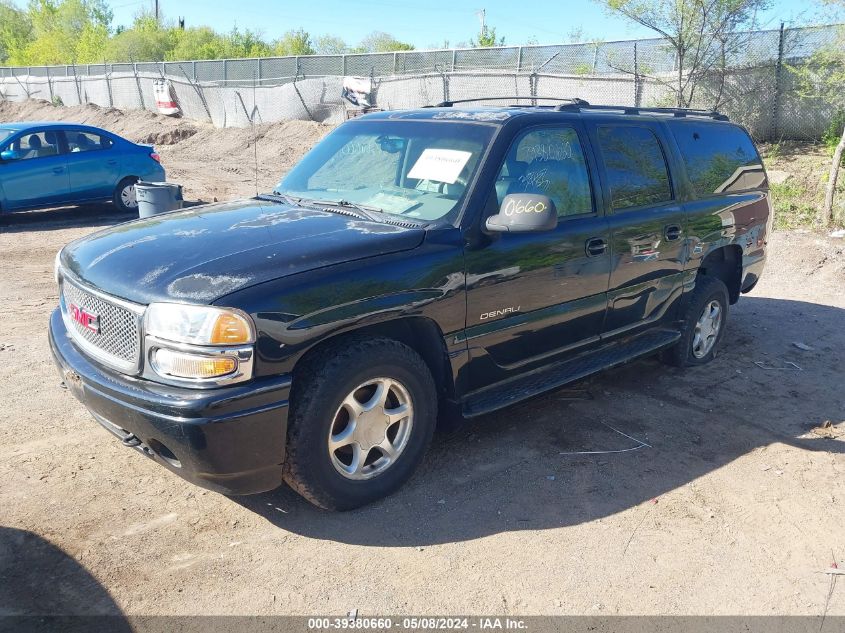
49, 308, 291, 495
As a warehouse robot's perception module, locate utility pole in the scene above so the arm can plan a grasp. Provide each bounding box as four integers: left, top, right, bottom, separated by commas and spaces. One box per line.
476, 8, 486, 36
154, 0, 159, 21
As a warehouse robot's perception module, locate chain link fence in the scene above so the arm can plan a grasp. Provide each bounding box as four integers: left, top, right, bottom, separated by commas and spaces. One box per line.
0, 24, 842, 140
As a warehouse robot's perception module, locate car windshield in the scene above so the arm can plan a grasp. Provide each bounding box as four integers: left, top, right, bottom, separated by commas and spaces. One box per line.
275, 120, 496, 222
0, 129, 14, 146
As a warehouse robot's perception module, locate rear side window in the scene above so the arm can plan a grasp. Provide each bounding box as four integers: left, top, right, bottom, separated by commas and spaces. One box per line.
669, 122, 765, 195
68, 131, 113, 153
597, 126, 672, 211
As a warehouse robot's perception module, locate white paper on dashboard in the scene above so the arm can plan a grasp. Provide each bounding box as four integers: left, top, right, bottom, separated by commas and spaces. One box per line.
407, 149, 472, 184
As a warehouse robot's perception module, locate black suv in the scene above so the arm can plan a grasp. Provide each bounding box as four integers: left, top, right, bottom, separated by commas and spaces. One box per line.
50, 101, 770, 510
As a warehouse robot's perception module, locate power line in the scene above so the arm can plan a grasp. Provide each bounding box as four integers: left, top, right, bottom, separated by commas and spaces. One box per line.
109, 0, 146, 10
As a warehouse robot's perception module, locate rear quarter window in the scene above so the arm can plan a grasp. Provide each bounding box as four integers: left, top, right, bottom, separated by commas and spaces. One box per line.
669, 122, 766, 196
68, 131, 113, 153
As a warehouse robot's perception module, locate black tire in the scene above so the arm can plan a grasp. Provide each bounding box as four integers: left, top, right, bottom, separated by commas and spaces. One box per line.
283, 337, 437, 511
112, 176, 139, 213
661, 275, 730, 368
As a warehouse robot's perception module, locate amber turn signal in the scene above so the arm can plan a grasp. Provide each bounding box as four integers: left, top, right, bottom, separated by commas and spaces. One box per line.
210, 313, 252, 345
152, 348, 237, 379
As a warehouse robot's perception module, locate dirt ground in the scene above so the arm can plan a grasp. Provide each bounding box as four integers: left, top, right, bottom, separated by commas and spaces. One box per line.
1, 102, 845, 618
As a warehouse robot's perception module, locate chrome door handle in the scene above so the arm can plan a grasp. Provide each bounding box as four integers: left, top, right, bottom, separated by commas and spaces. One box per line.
585, 237, 608, 257
664, 224, 682, 241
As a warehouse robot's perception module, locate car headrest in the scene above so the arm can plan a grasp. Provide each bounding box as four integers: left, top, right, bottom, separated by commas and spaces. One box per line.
504, 159, 528, 179
28, 134, 42, 149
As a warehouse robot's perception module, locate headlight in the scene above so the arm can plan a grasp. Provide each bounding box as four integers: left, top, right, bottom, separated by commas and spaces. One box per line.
145, 303, 255, 346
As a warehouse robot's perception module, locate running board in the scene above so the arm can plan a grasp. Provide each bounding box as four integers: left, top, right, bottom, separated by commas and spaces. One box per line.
461, 328, 681, 418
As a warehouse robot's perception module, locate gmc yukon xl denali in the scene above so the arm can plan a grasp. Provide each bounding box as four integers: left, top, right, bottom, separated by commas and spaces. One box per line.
49, 101, 770, 510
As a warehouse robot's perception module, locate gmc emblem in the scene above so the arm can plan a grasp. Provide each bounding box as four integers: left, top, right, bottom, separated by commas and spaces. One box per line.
69, 303, 100, 334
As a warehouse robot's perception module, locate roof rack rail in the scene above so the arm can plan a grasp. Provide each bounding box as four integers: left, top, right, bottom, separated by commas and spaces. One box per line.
426, 96, 591, 108
422, 97, 729, 121
553, 103, 729, 120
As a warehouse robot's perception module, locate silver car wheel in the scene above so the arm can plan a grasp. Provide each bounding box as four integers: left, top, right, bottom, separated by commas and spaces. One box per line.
120, 182, 138, 209
691, 300, 722, 358
328, 377, 414, 480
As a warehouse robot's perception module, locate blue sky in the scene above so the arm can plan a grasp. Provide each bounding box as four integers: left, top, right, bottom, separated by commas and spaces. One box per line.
107, 0, 843, 48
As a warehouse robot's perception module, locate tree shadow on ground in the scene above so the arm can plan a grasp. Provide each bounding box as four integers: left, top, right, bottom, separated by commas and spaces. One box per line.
0, 203, 128, 233
0, 526, 131, 631
236, 296, 845, 546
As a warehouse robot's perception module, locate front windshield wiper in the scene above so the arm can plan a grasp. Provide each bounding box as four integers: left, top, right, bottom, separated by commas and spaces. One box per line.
281, 194, 382, 221
312, 198, 384, 221
261, 192, 422, 226
260, 192, 304, 206
260, 192, 381, 221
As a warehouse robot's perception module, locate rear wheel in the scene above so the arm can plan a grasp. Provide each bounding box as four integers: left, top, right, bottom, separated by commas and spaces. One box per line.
113, 177, 139, 213
283, 337, 437, 510
662, 275, 729, 367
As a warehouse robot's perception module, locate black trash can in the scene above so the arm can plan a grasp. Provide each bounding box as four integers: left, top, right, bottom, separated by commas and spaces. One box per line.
136, 182, 184, 218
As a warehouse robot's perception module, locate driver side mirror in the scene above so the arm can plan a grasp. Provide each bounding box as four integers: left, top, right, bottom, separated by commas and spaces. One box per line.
485, 194, 557, 233
0, 149, 21, 162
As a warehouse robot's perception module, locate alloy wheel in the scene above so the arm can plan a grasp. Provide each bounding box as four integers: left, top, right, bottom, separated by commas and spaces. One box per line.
327, 377, 414, 480
692, 299, 722, 358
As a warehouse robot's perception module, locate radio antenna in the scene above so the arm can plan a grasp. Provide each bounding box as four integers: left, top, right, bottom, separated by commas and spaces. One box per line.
252, 71, 259, 197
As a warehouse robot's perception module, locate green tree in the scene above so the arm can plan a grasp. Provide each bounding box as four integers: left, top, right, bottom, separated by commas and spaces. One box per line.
22, 0, 113, 64
168, 26, 228, 60
471, 25, 504, 47
358, 31, 414, 53
594, 0, 769, 107
75, 22, 109, 62
104, 11, 173, 62
227, 26, 271, 58
0, 1, 33, 64
273, 28, 314, 56
790, 22, 845, 225
314, 34, 348, 55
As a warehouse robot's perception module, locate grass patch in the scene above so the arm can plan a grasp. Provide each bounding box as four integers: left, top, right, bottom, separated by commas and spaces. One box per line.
822, 111, 845, 156
764, 142, 783, 162
770, 181, 819, 230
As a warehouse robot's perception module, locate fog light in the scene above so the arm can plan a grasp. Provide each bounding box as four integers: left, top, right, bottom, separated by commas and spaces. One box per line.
152, 348, 237, 379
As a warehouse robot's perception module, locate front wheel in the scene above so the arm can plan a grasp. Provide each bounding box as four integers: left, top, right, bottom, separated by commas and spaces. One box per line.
283, 337, 437, 510
662, 275, 729, 367
113, 177, 139, 213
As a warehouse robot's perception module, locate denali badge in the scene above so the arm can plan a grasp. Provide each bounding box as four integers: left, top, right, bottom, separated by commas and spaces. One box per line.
69, 303, 100, 334
479, 306, 521, 321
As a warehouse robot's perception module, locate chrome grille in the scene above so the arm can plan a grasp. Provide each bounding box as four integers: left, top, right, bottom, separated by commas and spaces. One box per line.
60, 277, 143, 373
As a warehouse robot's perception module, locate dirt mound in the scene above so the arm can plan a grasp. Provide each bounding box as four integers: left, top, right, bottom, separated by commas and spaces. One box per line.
0, 99, 204, 145
136, 126, 199, 146
0, 99, 334, 201
156, 118, 332, 201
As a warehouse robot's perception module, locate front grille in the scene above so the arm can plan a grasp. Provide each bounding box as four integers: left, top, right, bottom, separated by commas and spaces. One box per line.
60, 276, 143, 373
